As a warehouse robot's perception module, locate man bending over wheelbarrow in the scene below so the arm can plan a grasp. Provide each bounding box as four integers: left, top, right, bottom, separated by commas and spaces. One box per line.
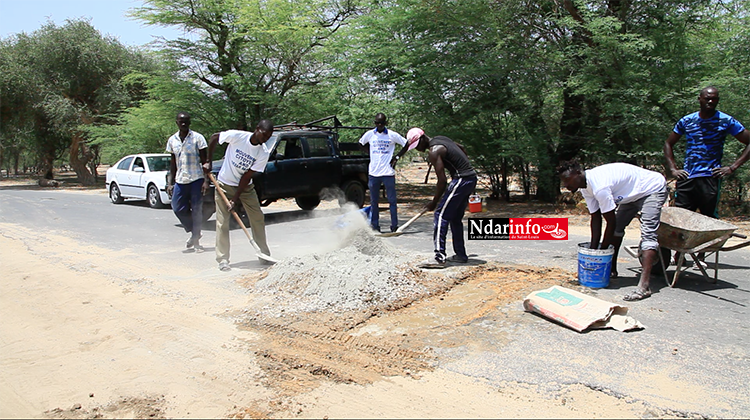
558, 161, 668, 301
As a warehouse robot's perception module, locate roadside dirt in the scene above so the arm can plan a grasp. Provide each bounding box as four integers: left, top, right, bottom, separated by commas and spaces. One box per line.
1, 164, 743, 419
233, 263, 581, 416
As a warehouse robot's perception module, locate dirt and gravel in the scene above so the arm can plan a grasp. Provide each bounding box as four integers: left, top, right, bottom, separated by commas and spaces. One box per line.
2, 164, 749, 418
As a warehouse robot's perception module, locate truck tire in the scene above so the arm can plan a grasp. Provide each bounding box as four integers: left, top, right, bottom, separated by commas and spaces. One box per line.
339, 180, 365, 208
295, 195, 321, 210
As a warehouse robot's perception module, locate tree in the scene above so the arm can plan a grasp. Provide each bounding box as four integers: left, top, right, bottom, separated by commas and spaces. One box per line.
346, 0, 739, 202
0, 19, 156, 184
87, 65, 236, 164
130, 0, 362, 129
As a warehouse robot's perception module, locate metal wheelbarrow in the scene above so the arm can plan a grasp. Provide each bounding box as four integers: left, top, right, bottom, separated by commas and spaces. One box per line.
655, 207, 750, 287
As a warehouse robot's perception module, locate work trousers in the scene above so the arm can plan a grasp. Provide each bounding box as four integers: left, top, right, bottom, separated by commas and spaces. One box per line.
214, 181, 270, 263
613, 185, 668, 251
171, 178, 204, 240
368, 175, 398, 232
433, 175, 477, 262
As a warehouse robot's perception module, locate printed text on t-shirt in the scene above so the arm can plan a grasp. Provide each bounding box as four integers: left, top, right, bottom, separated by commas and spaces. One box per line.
232, 148, 256, 170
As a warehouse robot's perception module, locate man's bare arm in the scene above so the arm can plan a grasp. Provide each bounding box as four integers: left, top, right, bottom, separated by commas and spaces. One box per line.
167, 154, 177, 195
599, 210, 617, 250
713, 129, 750, 178
589, 210, 602, 250
426, 146, 447, 211
664, 131, 688, 180
203, 133, 220, 173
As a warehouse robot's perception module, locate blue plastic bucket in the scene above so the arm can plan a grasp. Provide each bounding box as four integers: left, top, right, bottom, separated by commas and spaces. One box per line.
577, 242, 614, 288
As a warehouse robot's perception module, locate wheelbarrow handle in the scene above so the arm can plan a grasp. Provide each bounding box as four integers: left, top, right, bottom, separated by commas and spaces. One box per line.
690, 234, 730, 253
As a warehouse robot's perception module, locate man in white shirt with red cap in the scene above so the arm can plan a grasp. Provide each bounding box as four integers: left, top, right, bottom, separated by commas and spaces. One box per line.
359, 113, 407, 233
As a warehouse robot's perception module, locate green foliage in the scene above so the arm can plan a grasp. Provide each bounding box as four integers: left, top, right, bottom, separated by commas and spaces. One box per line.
87, 67, 236, 163
0, 19, 156, 182
6, 0, 748, 213
130, 0, 362, 129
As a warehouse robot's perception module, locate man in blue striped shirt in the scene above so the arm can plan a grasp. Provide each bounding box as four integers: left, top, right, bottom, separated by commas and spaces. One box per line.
665, 87, 749, 217
664, 86, 750, 265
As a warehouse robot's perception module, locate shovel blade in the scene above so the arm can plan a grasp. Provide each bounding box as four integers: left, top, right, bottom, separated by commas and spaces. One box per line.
256, 252, 279, 264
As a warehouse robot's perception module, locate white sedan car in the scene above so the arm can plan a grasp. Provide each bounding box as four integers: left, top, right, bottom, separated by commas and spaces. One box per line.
106, 153, 171, 208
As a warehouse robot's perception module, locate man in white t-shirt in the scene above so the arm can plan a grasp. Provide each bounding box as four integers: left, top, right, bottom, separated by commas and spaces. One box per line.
359, 113, 407, 233
558, 161, 668, 301
204, 120, 275, 271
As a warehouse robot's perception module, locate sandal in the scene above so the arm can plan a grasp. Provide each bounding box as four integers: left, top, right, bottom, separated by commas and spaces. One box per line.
418, 259, 446, 269
623, 288, 651, 301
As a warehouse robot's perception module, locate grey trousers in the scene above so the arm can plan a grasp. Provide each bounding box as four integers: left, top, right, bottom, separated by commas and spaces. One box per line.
614, 185, 668, 251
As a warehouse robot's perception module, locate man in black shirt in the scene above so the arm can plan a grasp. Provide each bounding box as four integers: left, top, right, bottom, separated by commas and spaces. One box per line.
402, 128, 478, 268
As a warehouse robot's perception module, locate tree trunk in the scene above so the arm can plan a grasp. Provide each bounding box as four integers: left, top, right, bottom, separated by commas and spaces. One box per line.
559, 88, 586, 162
523, 162, 531, 199
13, 152, 19, 176
69, 132, 95, 185
500, 158, 510, 202
40, 152, 55, 180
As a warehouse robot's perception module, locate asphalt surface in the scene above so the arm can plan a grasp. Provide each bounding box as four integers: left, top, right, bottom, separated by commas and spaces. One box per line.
2, 188, 749, 417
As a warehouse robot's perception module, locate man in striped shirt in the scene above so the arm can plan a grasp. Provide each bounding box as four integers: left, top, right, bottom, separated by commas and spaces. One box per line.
166, 112, 209, 252
664, 86, 750, 265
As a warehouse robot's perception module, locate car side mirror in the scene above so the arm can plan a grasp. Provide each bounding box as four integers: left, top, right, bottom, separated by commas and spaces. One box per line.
274, 153, 284, 160
134, 167, 145, 173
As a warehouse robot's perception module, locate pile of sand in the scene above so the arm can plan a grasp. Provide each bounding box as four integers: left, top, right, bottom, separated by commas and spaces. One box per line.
253, 211, 427, 315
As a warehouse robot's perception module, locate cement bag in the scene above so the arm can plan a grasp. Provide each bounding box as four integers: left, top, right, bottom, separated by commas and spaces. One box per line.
523, 286, 644, 332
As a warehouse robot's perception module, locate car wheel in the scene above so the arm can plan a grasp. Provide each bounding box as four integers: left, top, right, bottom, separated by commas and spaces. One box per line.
295, 195, 321, 211
110, 183, 124, 204
147, 184, 164, 208
339, 180, 365, 208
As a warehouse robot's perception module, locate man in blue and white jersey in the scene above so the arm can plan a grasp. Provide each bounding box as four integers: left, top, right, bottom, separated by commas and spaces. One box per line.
664, 87, 750, 265
665, 86, 749, 218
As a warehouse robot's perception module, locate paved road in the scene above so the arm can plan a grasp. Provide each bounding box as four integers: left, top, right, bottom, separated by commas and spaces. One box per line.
2, 188, 749, 417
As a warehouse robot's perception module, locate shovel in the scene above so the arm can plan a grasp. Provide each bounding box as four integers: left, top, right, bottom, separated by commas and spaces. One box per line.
377, 209, 428, 237
208, 173, 279, 264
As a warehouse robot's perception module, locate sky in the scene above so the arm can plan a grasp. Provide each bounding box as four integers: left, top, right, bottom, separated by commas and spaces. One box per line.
0, 0, 186, 47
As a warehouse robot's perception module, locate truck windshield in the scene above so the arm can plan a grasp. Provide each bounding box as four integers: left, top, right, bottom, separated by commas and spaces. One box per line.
264, 134, 279, 154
